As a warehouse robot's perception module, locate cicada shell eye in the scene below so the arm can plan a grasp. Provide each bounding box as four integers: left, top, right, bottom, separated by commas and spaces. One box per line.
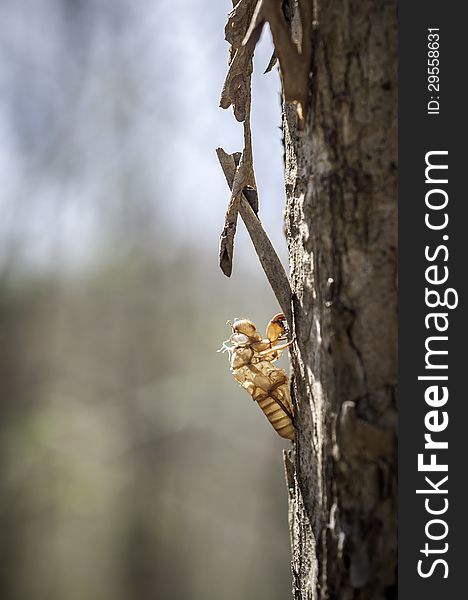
231, 332, 250, 346
232, 318, 257, 337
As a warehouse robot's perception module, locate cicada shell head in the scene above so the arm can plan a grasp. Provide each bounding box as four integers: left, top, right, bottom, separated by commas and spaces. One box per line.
231, 318, 257, 337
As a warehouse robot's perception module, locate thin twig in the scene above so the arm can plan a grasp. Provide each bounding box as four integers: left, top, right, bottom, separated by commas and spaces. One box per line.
217, 147, 293, 326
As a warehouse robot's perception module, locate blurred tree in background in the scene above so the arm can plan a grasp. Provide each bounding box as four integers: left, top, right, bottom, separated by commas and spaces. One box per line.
0, 1, 291, 599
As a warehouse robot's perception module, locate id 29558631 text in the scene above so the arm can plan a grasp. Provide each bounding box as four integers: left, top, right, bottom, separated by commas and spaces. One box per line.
427, 28, 440, 115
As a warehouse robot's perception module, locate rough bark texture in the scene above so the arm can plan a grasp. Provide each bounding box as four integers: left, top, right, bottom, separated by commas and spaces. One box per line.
283, 1, 397, 598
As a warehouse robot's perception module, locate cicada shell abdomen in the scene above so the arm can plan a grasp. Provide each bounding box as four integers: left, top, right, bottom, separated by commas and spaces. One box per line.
233, 360, 295, 440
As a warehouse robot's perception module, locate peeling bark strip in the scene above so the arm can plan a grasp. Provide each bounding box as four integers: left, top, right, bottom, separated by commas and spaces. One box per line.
218, 0, 257, 277
218, 0, 315, 278
244, 0, 314, 120
217, 148, 292, 325
283, 0, 397, 598
217, 0, 294, 328
218, 93, 256, 277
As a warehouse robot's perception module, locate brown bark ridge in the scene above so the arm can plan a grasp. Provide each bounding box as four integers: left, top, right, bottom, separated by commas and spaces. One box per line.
283, 1, 397, 598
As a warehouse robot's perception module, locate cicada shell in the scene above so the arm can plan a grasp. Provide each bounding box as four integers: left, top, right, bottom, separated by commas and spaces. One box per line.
219, 313, 295, 440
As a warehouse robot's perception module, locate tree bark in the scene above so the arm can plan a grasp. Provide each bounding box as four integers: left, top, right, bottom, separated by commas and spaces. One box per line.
283, 1, 397, 598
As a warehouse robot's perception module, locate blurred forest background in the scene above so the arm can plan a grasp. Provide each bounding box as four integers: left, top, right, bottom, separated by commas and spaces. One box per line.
0, 1, 292, 599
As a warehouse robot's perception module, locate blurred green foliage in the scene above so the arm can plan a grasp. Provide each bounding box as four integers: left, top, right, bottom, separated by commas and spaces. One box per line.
0, 251, 291, 600
0, 1, 290, 597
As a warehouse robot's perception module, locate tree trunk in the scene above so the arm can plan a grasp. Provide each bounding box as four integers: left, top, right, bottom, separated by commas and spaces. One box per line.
283, 1, 397, 598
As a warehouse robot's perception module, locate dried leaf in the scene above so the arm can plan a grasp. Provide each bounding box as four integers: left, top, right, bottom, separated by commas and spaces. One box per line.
219, 46, 253, 122
220, 0, 257, 122
225, 0, 257, 52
